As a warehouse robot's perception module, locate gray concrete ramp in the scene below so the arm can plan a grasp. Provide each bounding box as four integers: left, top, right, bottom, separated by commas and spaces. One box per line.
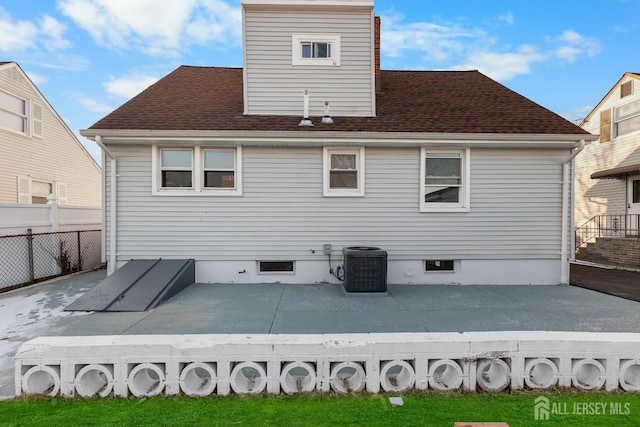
65, 259, 195, 312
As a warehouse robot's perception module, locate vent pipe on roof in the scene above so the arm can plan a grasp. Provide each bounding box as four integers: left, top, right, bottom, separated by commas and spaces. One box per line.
322, 101, 334, 124
299, 90, 313, 126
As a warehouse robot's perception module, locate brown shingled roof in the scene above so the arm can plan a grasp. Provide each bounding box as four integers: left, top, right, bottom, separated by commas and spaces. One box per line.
89, 65, 588, 135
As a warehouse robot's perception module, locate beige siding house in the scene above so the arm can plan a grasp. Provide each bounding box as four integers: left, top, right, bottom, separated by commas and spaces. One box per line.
574, 73, 640, 266
0, 62, 101, 207
82, 0, 594, 285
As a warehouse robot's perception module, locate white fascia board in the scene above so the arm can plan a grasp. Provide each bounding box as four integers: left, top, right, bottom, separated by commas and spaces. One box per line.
82, 129, 596, 149
242, 0, 373, 7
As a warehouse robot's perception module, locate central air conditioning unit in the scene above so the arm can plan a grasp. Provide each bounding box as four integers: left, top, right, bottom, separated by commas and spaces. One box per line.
342, 247, 387, 293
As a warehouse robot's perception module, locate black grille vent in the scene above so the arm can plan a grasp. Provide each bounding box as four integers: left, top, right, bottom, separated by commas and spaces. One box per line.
342, 247, 387, 293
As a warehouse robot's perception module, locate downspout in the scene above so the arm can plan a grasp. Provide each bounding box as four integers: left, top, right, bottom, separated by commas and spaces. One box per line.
560, 139, 586, 284
95, 136, 117, 276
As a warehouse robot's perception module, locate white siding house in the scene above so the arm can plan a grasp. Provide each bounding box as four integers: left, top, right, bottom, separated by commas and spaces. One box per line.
0, 62, 101, 208
82, 0, 594, 285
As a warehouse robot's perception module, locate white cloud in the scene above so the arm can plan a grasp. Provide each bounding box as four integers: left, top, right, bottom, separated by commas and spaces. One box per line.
455, 45, 546, 81
381, 12, 490, 63
0, 8, 71, 54
549, 30, 602, 63
58, 0, 241, 58
380, 12, 602, 82
70, 93, 113, 114
104, 73, 159, 99
0, 7, 38, 52
498, 12, 515, 26
39, 15, 71, 51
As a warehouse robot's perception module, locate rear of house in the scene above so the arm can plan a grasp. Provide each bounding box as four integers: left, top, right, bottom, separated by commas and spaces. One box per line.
82, 0, 593, 285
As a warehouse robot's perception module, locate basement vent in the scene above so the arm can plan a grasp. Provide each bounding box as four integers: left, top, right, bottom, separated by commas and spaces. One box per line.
258, 261, 295, 274
425, 260, 455, 272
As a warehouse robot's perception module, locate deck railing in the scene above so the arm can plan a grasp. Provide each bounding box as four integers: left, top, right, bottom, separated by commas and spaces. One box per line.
576, 215, 640, 248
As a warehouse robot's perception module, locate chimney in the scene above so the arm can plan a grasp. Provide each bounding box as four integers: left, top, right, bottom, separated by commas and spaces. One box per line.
374, 16, 381, 93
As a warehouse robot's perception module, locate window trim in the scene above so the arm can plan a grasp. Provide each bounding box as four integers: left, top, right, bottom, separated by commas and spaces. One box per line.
323, 147, 365, 197
152, 146, 242, 196
0, 89, 29, 136
202, 148, 240, 192
159, 147, 195, 190
613, 98, 640, 139
420, 147, 470, 213
292, 33, 341, 66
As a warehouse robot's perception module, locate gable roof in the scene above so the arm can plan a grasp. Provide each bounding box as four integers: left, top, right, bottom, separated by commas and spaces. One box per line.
580, 72, 640, 126
0, 61, 101, 172
89, 65, 589, 136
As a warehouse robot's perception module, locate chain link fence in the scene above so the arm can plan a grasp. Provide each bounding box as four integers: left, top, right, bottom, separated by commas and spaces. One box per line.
0, 229, 102, 292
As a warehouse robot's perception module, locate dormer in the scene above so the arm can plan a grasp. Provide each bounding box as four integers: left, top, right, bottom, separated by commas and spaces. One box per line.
241, 0, 376, 117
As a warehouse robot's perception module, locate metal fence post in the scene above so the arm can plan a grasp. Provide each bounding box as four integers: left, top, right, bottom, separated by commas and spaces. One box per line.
27, 228, 34, 283
77, 231, 82, 271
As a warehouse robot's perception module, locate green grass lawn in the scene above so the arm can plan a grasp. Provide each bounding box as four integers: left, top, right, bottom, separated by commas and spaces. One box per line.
1, 391, 638, 427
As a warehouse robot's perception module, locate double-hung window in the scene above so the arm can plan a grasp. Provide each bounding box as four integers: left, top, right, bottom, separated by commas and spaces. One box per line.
420, 148, 470, 212
203, 149, 236, 189
292, 34, 341, 66
160, 149, 193, 188
323, 147, 364, 197
0, 90, 27, 134
153, 146, 242, 195
614, 98, 640, 138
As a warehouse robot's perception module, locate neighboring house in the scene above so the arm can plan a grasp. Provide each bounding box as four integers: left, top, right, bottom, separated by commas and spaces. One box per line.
81, 0, 593, 285
0, 62, 101, 207
574, 72, 640, 267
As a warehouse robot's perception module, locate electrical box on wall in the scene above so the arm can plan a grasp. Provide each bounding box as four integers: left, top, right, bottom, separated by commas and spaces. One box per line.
342, 247, 387, 293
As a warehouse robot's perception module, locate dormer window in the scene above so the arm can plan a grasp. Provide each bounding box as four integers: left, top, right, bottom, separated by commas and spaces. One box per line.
292, 34, 340, 66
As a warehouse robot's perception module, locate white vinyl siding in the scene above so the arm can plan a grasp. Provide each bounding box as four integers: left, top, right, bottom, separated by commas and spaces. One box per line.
243, 8, 374, 117
0, 64, 101, 207
104, 145, 566, 264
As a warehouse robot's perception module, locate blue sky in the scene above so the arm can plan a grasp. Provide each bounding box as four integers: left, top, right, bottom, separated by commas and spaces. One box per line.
2, 0, 639, 162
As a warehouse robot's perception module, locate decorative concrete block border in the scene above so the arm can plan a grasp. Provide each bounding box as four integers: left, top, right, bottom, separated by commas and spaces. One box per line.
14, 332, 640, 397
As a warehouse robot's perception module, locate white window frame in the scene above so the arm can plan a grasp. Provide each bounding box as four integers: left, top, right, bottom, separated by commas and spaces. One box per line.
31, 179, 53, 204
323, 147, 365, 197
152, 146, 242, 196
420, 148, 470, 213
0, 89, 28, 135
158, 147, 195, 191
614, 98, 640, 139
292, 34, 341, 66
202, 148, 241, 193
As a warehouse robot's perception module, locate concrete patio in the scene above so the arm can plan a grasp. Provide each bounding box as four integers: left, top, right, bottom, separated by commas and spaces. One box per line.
3, 266, 640, 397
